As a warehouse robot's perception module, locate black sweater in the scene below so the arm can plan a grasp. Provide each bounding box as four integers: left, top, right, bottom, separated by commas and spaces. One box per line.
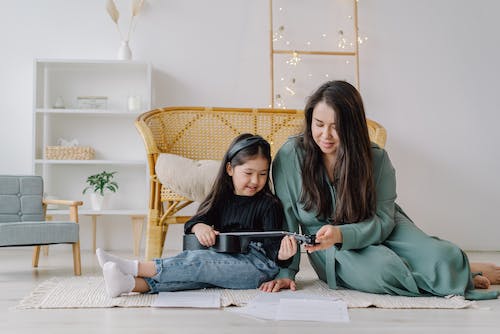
184, 191, 291, 267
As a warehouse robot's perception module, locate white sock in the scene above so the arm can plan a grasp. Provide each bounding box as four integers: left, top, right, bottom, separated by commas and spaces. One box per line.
103, 262, 135, 298
96, 248, 138, 276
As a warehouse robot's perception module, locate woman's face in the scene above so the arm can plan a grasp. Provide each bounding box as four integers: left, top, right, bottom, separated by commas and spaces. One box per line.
311, 101, 339, 157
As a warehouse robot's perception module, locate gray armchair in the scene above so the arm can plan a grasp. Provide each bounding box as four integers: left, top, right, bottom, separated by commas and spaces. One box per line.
0, 175, 82, 275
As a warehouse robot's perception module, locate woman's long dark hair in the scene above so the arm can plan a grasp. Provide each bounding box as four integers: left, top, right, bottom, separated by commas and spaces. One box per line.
300, 80, 375, 224
195, 133, 273, 217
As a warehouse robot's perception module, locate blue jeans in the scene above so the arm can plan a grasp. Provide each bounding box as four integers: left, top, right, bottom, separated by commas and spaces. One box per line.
144, 242, 279, 293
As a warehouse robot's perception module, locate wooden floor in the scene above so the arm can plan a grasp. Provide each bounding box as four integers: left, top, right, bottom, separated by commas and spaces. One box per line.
1, 247, 499, 334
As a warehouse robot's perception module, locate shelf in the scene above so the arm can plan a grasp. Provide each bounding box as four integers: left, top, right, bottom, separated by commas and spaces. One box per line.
35, 108, 142, 116
47, 209, 147, 216
36, 58, 150, 67
34, 159, 146, 165
32, 59, 152, 214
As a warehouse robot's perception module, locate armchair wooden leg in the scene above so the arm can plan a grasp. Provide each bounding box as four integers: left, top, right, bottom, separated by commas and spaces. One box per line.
43, 215, 53, 256
131, 215, 145, 257
145, 224, 165, 260
144, 209, 166, 260
32, 246, 41, 267
72, 242, 82, 276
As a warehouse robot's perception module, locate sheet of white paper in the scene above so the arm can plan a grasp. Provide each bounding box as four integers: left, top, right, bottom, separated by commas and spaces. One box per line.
152, 291, 221, 308
228, 291, 348, 322
228, 292, 320, 320
276, 298, 349, 322
250, 291, 334, 304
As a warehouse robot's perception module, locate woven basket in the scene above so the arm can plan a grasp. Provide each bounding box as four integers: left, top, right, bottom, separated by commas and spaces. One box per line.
45, 146, 95, 160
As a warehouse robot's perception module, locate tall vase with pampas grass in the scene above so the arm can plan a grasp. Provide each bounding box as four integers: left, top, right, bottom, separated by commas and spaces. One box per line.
106, 0, 145, 60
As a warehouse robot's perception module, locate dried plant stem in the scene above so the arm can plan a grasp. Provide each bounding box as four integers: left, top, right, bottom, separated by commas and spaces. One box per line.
126, 17, 135, 42
106, 0, 145, 42
115, 24, 125, 41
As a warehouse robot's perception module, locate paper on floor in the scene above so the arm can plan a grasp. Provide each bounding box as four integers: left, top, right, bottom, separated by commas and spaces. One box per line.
152, 291, 221, 308
228, 291, 349, 322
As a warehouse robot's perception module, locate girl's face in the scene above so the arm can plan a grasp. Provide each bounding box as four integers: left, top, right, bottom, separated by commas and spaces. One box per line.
311, 101, 340, 157
226, 155, 269, 196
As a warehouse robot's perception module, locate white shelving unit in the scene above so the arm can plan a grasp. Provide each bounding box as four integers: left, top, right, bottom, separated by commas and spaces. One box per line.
32, 59, 152, 254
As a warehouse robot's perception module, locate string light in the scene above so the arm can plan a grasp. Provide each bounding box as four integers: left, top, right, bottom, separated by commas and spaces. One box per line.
275, 94, 286, 109
272, 1, 365, 108
286, 51, 301, 66
285, 78, 296, 96
358, 35, 368, 44
337, 30, 348, 49
273, 26, 285, 42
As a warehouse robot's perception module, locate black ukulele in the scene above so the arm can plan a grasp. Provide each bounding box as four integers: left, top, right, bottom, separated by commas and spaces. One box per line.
183, 231, 317, 254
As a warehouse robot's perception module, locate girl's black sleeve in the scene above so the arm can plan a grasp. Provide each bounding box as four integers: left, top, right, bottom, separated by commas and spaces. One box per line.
184, 212, 211, 234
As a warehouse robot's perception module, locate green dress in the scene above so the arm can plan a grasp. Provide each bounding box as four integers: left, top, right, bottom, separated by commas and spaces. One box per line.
272, 136, 498, 300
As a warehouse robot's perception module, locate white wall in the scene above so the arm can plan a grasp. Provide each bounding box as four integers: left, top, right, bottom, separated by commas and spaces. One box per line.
359, 0, 500, 251
0, 0, 499, 252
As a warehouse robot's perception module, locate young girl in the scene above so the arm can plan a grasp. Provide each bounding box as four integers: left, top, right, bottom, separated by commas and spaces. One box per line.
97, 133, 297, 297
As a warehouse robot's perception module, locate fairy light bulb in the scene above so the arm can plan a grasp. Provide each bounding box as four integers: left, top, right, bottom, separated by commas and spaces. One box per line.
285, 78, 296, 96
337, 30, 347, 49
273, 26, 285, 42
286, 51, 301, 66
358, 35, 368, 44
275, 94, 286, 109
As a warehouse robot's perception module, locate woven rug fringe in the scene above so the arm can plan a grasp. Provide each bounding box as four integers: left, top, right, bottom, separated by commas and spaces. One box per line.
17, 277, 61, 310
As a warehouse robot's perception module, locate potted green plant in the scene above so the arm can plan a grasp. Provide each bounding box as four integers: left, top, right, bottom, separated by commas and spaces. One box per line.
83, 171, 119, 210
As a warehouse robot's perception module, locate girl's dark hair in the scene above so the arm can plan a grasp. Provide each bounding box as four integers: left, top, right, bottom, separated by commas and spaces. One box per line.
195, 133, 273, 217
300, 80, 375, 224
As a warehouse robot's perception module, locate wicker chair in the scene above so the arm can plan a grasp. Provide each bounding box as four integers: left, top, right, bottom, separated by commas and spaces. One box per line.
135, 106, 387, 260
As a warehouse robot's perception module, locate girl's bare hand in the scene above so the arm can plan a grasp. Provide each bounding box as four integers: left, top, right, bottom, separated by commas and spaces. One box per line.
278, 235, 298, 260
191, 223, 219, 247
259, 278, 296, 292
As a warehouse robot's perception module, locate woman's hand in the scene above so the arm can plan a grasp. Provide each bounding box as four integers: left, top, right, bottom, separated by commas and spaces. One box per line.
259, 278, 296, 292
278, 235, 298, 260
191, 223, 219, 247
304, 225, 342, 252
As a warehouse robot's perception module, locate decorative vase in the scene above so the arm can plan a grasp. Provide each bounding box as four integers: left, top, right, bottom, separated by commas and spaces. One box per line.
117, 41, 132, 60
90, 193, 109, 211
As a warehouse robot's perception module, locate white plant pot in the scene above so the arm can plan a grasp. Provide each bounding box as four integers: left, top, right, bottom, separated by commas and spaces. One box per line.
90, 193, 109, 211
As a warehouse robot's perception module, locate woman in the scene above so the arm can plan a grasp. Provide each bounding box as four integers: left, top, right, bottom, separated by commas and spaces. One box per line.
260, 80, 499, 300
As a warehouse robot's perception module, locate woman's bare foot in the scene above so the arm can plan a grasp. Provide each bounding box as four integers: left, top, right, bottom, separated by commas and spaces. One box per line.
473, 274, 490, 289
470, 262, 500, 285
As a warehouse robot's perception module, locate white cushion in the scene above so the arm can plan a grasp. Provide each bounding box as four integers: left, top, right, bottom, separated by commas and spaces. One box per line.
155, 153, 220, 203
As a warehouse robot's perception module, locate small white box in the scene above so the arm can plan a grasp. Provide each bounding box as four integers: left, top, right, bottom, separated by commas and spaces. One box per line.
77, 96, 108, 110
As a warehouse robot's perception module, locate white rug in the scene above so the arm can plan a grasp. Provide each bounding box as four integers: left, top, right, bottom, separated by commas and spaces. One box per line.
17, 276, 475, 310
